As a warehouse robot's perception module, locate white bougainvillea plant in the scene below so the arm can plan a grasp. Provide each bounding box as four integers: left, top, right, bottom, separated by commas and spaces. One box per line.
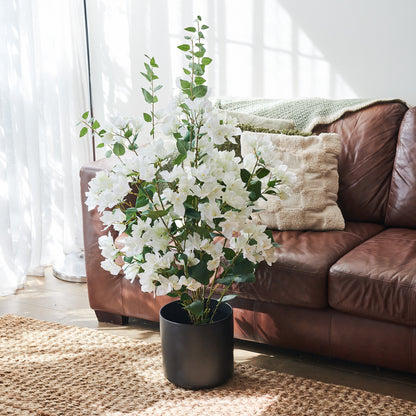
81, 17, 295, 324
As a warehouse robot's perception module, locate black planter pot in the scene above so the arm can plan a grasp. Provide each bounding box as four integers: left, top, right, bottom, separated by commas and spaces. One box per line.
159, 299, 234, 390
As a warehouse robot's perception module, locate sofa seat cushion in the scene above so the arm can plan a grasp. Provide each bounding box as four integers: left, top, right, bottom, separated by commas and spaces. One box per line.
227, 222, 384, 309
329, 228, 416, 326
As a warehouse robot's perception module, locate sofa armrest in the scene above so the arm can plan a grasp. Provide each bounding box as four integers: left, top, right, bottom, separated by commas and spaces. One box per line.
80, 158, 124, 315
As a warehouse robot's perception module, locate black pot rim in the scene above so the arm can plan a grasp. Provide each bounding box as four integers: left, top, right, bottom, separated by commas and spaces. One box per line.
160, 299, 233, 326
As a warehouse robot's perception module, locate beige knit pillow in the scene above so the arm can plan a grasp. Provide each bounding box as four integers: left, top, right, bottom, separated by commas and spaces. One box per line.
241, 131, 345, 231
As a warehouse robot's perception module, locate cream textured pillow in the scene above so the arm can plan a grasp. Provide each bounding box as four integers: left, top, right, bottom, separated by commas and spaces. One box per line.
241, 131, 345, 231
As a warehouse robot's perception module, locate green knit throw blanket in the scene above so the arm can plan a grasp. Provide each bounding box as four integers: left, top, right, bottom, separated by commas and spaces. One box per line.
214, 97, 408, 132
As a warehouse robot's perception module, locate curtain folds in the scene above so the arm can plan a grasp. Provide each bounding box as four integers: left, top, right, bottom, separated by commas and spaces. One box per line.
0, 0, 91, 296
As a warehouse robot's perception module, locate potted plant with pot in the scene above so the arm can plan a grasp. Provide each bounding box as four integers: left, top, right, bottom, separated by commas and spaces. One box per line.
81, 17, 294, 389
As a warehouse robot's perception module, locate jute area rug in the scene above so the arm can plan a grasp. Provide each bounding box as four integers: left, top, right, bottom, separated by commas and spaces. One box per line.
1, 315, 415, 416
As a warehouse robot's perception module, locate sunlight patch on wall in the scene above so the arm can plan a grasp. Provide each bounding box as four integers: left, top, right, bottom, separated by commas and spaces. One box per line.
214, 0, 357, 99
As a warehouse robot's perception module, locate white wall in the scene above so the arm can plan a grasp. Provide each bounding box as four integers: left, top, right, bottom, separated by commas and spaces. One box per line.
86, 0, 416, 127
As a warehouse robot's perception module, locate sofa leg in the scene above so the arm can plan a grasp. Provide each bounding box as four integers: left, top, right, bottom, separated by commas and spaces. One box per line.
95, 310, 129, 325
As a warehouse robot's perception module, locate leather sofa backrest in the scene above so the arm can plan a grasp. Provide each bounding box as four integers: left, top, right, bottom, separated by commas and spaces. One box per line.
385, 106, 416, 228
313, 102, 408, 223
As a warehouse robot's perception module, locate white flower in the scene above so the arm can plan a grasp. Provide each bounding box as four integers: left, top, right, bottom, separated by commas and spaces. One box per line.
223, 181, 249, 210
199, 202, 222, 228
102, 132, 114, 145
162, 188, 186, 217
185, 97, 212, 114
98, 233, 119, 260
101, 258, 121, 275
86, 170, 131, 213
139, 270, 158, 294
100, 209, 126, 233
161, 115, 180, 136
207, 256, 221, 271
185, 233, 206, 252
128, 117, 143, 133
123, 262, 142, 282
142, 220, 171, 252
160, 164, 186, 183
193, 164, 211, 182
110, 114, 128, 130
178, 276, 202, 291
197, 179, 223, 203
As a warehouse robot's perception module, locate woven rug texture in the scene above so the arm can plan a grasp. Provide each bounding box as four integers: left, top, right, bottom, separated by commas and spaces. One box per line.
0, 314, 415, 416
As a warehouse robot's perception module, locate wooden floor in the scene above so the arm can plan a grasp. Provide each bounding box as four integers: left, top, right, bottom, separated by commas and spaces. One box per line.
1, 268, 415, 402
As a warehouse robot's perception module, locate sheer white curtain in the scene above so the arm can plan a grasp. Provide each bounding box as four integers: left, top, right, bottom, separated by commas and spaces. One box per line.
0, 0, 91, 295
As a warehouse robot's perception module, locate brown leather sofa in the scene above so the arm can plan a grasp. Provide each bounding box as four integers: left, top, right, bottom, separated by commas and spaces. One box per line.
80, 101, 416, 373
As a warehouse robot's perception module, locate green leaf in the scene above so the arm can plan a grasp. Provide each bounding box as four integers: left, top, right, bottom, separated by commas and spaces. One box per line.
105, 150, 112, 158
96, 142, 105, 148
140, 71, 152, 82
196, 15, 202, 21
222, 294, 237, 302
248, 180, 262, 201
79, 127, 88, 137
143, 112, 152, 122
180, 292, 192, 302
201, 24, 209, 30
176, 139, 188, 155
193, 85, 207, 98
190, 63, 204, 75
135, 196, 148, 208
125, 207, 137, 222
180, 79, 191, 89
223, 248, 235, 261
149, 57, 158, 68
92, 120, 100, 129
128, 143, 138, 151
141, 88, 154, 104
194, 76, 206, 85
256, 168, 270, 179
185, 207, 201, 221
144, 62, 153, 76
113, 142, 126, 156
125, 129, 133, 138
188, 259, 211, 285
82, 111, 89, 120
167, 292, 178, 298
184, 26, 196, 32
178, 44, 190, 51
183, 68, 191, 75
173, 152, 186, 166
185, 300, 204, 317
233, 273, 255, 283
145, 209, 169, 220
154, 84, 163, 92
240, 168, 251, 183
216, 274, 234, 285
175, 252, 188, 266
194, 51, 204, 58
232, 256, 255, 277
201, 57, 212, 65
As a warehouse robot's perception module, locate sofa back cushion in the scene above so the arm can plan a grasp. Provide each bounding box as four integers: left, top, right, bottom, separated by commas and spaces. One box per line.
313, 102, 408, 223
385, 107, 416, 228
